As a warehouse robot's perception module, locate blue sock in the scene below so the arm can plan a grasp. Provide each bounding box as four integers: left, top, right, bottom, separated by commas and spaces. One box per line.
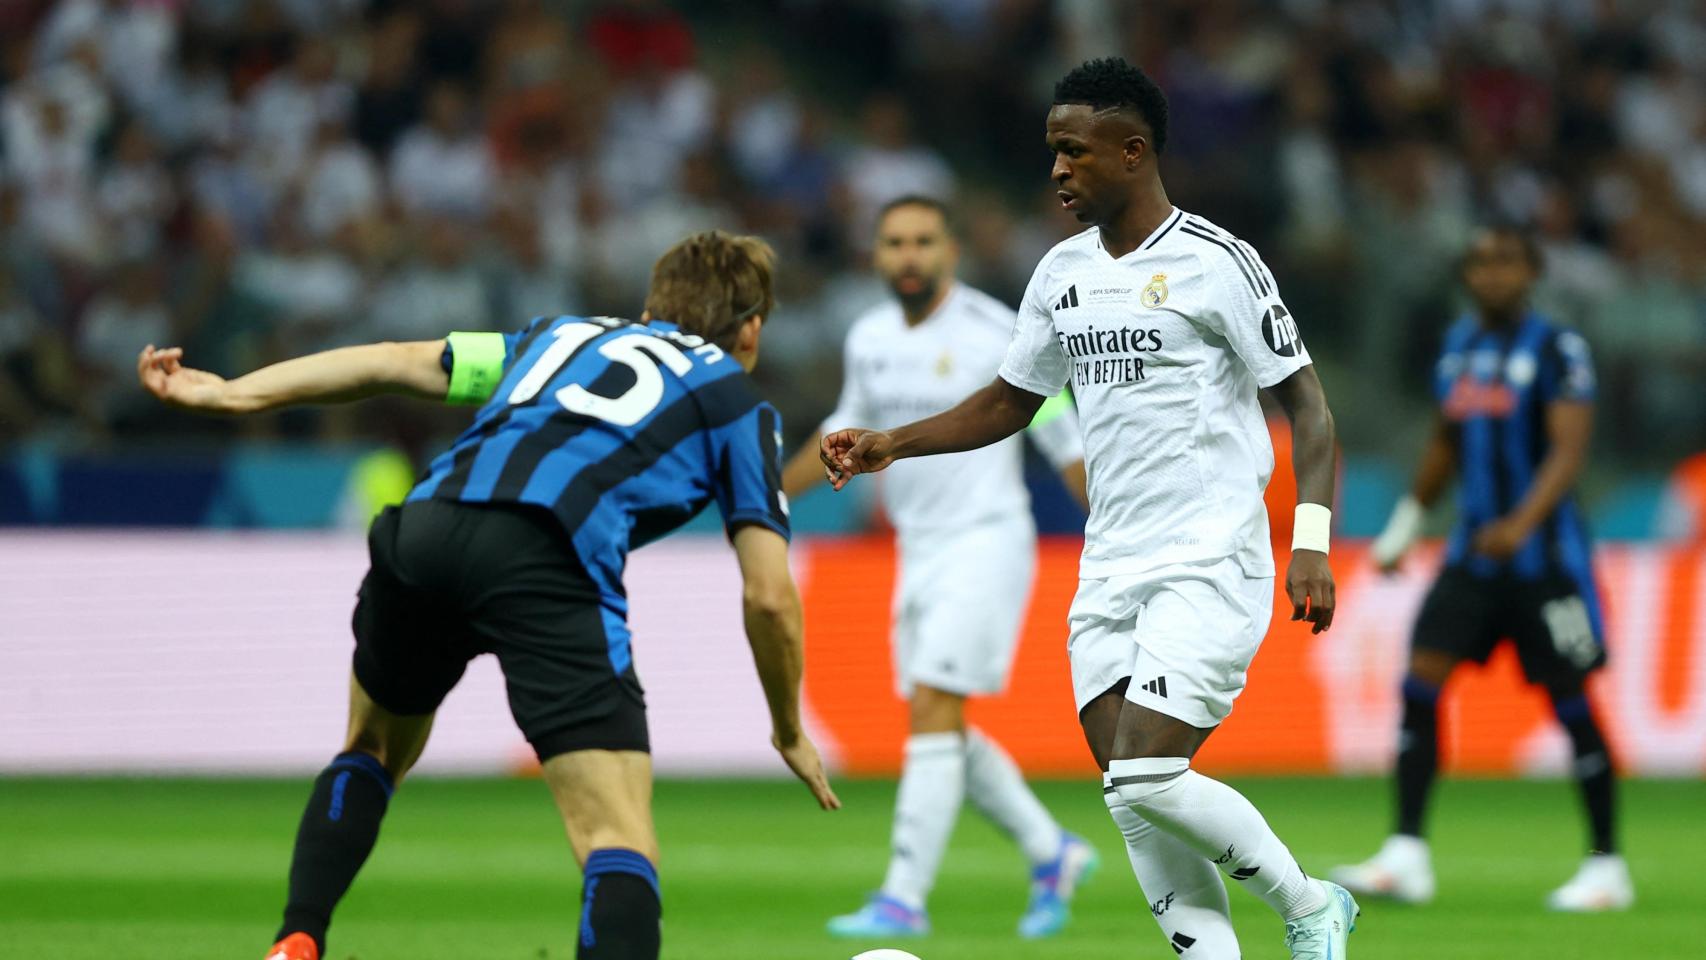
578, 848, 660, 959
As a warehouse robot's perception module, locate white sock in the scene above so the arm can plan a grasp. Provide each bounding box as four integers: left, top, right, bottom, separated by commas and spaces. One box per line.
1109, 757, 1327, 921
964, 727, 1062, 865
1103, 775, 1240, 958
879, 732, 967, 910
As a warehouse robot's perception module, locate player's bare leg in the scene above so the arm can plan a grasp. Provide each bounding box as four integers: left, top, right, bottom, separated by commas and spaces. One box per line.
908, 681, 964, 733
542, 749, 661, 959
269, 674, 434, 960
1332, 649, 1456, 904
341, 672, 437, 779
543, 749, 659, 865
1097, 691, 1356, 959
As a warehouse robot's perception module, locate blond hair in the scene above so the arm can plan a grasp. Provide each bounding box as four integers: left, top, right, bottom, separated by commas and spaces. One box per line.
644, 231, 776, 349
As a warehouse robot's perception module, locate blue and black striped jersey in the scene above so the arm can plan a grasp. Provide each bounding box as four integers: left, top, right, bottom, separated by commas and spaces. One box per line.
411, 315, 789, 640
1434, 311, 1600, 623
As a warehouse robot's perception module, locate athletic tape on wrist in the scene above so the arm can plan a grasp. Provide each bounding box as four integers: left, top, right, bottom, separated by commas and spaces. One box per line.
1292, 502, 1332, 554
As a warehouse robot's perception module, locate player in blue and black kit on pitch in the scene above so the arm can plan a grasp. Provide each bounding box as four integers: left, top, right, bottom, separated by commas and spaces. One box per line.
137, 231, 840, 960
1332, 226, 1632, 912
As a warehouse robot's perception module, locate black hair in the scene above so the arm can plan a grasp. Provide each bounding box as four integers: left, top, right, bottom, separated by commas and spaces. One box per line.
1052, 57, 1169, 154
876, 194, 954, 233
1474, 222, 1545, 273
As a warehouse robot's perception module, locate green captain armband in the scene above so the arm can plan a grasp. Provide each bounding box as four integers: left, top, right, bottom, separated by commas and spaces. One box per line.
445, 332, 507, 405
1027, 389, 1074, 431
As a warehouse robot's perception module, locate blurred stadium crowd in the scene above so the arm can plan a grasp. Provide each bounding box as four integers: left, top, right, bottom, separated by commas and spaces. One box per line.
1, 0, 1703, 477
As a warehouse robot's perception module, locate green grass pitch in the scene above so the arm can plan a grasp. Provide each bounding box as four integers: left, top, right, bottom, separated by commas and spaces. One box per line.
3, 776, 1700, 959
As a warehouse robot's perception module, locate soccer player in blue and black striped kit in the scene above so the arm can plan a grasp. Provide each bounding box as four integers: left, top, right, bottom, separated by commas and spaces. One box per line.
1332, 226, 1632, 911
138, 231, 840, 960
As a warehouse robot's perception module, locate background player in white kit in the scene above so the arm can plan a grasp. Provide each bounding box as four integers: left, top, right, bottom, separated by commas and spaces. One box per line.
781, 196, 1096, 940
823, 60, 1360, 960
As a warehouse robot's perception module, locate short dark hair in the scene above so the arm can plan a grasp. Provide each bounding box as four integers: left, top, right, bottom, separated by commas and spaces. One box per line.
1475, 223, 1545, 272
876, 194, 954, 233
1053, 57, 1169, 154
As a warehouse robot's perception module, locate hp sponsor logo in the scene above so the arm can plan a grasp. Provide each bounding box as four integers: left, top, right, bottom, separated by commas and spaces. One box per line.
1262, 304, 1302, 357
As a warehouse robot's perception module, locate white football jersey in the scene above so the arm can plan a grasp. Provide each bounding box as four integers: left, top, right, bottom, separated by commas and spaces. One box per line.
999, 209, 1311, 579
824, 282, 1084, 536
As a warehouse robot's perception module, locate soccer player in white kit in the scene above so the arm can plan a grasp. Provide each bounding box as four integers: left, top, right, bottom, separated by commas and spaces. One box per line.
822, 59, 1361, 959
782, 196, 1096, 940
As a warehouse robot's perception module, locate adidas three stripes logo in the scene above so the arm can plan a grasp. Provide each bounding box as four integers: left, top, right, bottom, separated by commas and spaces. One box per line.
1140, 676, 1169, 698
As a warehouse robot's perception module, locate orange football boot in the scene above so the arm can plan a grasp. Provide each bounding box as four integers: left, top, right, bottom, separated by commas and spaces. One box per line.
263, 932, 319, 960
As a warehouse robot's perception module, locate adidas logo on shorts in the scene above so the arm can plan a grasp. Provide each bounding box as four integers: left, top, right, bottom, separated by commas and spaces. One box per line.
1140, 676, 1169, 698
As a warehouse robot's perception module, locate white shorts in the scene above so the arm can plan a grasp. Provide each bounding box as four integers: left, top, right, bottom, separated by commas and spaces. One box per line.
892, 515, 1036, 698
1066, 557, 1274, 729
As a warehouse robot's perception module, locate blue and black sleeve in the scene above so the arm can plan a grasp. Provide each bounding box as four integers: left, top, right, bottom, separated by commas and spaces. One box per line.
711, 400, 791, 541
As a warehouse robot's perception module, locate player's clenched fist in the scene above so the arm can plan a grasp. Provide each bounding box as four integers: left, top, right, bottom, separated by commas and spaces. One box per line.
819, 429, 897, 491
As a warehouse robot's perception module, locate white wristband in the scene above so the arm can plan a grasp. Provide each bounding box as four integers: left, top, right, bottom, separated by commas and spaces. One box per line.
1292, 503, 1332, 554
1372, 495, 1424, 567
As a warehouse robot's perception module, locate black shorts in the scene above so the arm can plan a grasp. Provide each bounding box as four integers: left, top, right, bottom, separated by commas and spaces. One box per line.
352, 499, 648, 760
1412, 566, 1607, 687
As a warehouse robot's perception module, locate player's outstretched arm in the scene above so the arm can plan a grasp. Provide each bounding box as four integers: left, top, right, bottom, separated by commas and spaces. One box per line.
1372, 415, 1459, 572
1268, 365, 1338, 633
731, 525, 841, 811
820, 376, 1045, 491
137, 341, 450, 415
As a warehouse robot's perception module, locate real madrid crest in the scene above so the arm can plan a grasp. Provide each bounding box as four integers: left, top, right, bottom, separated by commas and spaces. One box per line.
1142, 273, 1169, 308
935, 351, 953, 377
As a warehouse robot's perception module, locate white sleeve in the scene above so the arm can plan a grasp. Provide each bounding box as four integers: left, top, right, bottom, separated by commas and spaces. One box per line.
998, 262, 1071, 396
1197, 245, 1311, 388
1026, 391, 1085, 469
819, 332, 872, 434
1654, 486, 1698, 543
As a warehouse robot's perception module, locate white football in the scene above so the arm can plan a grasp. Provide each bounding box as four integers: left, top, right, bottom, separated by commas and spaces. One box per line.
851, 951, 923, 960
